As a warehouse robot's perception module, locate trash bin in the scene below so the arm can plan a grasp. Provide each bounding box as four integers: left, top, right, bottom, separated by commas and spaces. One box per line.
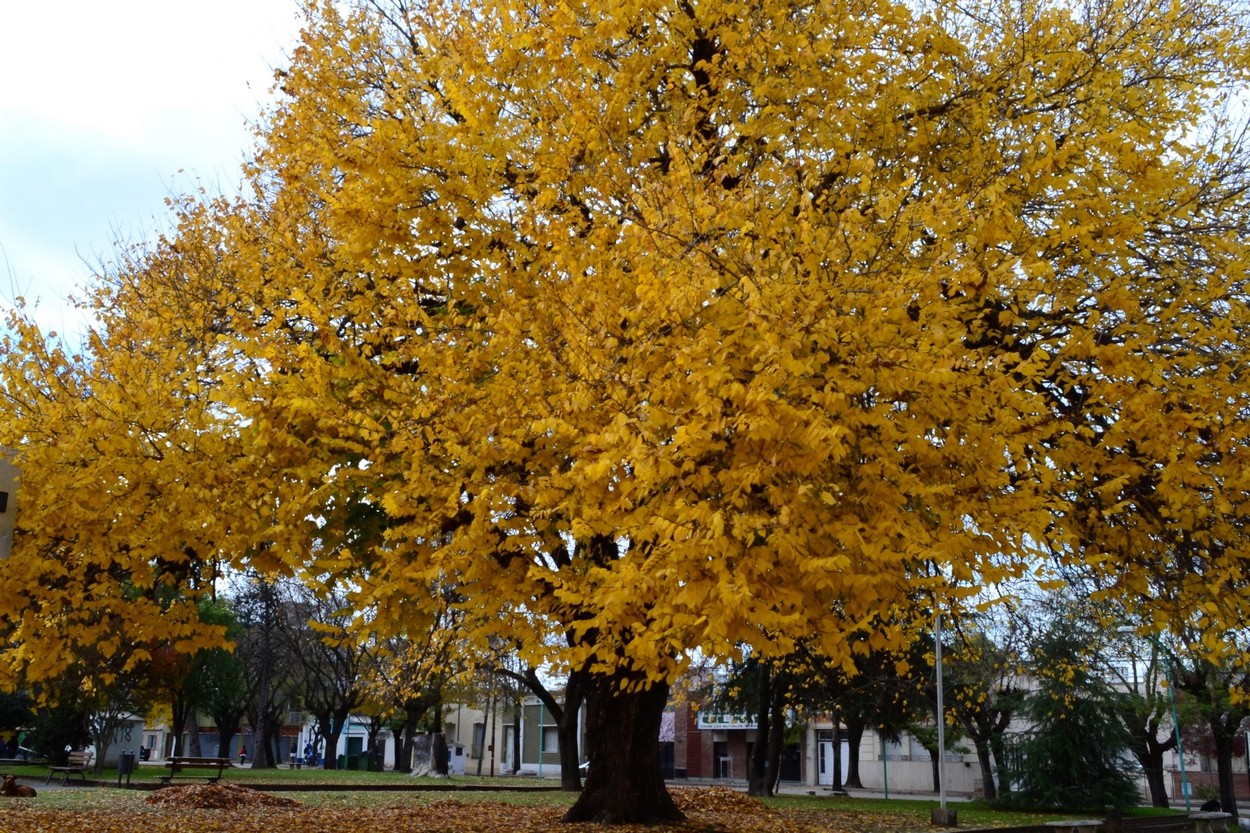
117, 750, 136, 787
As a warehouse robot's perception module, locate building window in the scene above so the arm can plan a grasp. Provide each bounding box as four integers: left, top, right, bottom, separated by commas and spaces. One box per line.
542, 726, 560, 753
471, 722, 486, 760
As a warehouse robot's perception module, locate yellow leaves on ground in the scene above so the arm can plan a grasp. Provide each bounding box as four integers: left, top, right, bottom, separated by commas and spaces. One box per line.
0, 787, 924, 833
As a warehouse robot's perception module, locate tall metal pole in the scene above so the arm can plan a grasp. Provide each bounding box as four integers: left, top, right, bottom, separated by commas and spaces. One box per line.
936, 610, 948, 810
1164, 662, 1191, 810
883, 738, 889, 799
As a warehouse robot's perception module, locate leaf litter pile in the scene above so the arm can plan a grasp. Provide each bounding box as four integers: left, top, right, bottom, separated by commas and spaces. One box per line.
0, 785, 925, 833
145, 782, 302, 809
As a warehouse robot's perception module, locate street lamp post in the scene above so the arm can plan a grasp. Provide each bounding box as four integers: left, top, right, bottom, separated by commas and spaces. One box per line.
1163, 659, 1191, 811
931, 609, 958, 827
1126, 627, 1191, 811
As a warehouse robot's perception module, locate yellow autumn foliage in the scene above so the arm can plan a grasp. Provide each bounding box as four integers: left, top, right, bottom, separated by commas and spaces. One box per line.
2, 0, 1249, 702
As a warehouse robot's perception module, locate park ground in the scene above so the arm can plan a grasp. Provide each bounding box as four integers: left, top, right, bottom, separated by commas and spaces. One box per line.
0, 765, 1191, 833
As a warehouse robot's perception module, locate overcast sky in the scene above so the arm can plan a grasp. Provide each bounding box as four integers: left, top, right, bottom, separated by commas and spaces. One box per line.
0, 0, 305, 340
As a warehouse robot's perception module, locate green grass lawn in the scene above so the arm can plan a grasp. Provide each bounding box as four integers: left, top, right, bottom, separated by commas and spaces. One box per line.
3, 762, 1192, 826
761, 795, 1183, 829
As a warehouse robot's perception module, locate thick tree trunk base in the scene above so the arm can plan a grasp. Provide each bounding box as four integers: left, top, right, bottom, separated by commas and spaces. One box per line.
563, 677, 684, 825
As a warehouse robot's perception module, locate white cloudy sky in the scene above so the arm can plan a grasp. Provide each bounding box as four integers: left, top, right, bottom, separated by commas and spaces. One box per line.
0, 0, 306, 340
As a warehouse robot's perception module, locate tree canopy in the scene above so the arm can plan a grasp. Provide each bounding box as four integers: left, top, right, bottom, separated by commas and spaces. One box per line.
3, 0, 1250, 821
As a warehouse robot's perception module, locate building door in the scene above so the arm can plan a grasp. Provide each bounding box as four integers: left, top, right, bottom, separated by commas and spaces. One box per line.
713, 741, 730, 779
501, 726, 515, 770
818, 741, 834, 786
817, 732, 850, 787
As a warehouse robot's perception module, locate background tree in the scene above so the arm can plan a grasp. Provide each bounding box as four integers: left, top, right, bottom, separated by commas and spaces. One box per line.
1174, 651, 1250, 815
1009, 615, 1141, 811
491, 661, 588, 792
233, 574, 300, 769
361, 593, 464, 773
22, 680, 90, 764
198, 601, 249, 761
708, 652, 791, 797
945, 623, 1026, 800
1093, 623, 1182, 808
0, 689, 32, 753
78, 649, 152, 776
278, 579, 368, 770
149, 596, 239, 758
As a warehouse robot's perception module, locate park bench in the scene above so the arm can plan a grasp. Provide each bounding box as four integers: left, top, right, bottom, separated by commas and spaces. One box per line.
160, 756, 233, 784
1191, 812, 1234, 833
45, 749, 93, 785
1045, 820, 1103, 833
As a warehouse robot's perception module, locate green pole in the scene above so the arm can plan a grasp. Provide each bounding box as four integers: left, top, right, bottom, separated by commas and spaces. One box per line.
1164, 663, 1191, 811
883, 733, 889, 800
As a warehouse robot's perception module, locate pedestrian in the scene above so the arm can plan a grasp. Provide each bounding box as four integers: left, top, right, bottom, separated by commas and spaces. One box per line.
239, 745, 247, 765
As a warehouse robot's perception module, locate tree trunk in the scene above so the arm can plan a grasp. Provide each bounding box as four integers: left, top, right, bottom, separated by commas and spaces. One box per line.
988, 731, 1010, 797
765, 686, 786, 794
477, 689, 491, 777
315, 707, 350, 769
1212, 720, 1239, 817
564, 677, 682, 824
747, 663, 772, 797
432, 732, 449, 776
187, 717, 203, 756
1142, 762, 1169, 809
556, 671, 587, 791
252, 702, 285, 769
321, 725, 343, 769
366, 716, 386, 772
973, 737, 997, 800
393, 734, 407, 773
209, 708, 244, 761
170, 696, 193, 757
396, 700, 423, 772
843, 719, 861, 789
213, 721, 240, 760
511, 705, 522, 774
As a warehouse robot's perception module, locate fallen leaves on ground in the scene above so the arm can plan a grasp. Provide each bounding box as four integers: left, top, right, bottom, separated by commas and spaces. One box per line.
146, 783, 302, 809
0, 786, 926, 833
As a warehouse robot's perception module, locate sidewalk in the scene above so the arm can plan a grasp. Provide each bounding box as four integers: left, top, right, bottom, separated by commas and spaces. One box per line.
673, 776, 970, 801
683, 778, 1250, 813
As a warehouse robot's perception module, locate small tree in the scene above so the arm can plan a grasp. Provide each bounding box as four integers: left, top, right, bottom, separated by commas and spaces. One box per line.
708, 653, 790, 797
946, 627, 1026, 801
1174, 655, 1250, 816
1101, 630, 1179, 808
1009, 617, 1140, 811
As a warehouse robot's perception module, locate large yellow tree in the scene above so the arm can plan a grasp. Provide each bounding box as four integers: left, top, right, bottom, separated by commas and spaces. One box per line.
0, 202, 251, 687
3, 0, 1250, 822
